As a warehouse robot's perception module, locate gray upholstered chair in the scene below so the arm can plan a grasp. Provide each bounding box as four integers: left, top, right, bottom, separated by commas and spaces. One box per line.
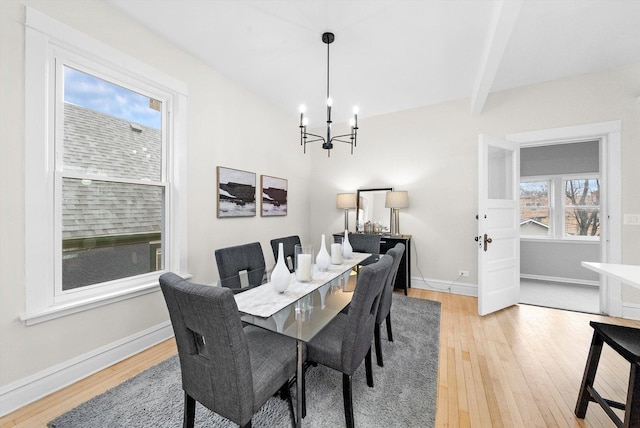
338, 233, 382, 314
270, 235, 301, 273
348, 234, 381, 266
306, 255, 393, 428
159, 272, 297, 428
215, 242, 266, 293
374, 243, 405, 367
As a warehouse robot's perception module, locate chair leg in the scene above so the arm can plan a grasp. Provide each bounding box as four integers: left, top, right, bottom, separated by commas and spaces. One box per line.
183, 392, 196, 428
575, 331, 604, 418
365, 348, 374, 387
280, 383, 296, 428
342, 373, 355, 428
302, 365, 307, 419
626, 362, 640, 428
240, 422, 252, 428
386, 313, 393, 342
375, 323, 384, 367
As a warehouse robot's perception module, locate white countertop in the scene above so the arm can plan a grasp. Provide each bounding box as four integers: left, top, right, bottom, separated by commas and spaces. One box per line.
581, 262, 640, 289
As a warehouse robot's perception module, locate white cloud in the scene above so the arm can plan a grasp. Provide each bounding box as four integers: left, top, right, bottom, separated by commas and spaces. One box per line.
64, 67, 161, 129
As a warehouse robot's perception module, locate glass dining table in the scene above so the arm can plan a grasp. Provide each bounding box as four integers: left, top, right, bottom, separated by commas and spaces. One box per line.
233, 252, 376, 427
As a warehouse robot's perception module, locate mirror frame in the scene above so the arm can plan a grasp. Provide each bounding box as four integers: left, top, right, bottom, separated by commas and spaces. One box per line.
355, 187, 393, 234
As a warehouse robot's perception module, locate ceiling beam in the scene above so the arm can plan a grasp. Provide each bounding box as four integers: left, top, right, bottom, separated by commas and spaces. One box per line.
470, 0, 523, 115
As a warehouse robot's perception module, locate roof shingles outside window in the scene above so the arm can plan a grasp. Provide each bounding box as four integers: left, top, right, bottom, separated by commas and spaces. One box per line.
62, 103, 162, 240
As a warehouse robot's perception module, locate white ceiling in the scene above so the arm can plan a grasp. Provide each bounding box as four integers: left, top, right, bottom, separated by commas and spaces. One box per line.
106, 0, 640, 124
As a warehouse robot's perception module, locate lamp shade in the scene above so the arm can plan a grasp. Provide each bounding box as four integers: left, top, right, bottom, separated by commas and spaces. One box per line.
385, 191, 409, 209
336, 193, 357, 209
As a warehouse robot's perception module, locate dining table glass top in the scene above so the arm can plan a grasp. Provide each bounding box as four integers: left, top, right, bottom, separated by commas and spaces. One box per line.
232, 252, 376, 342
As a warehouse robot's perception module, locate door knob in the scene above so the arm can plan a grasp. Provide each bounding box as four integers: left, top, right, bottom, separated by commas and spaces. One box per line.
483, 234, 492, 252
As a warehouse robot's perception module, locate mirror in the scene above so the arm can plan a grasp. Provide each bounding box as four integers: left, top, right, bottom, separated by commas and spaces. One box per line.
356, 187, 392, 234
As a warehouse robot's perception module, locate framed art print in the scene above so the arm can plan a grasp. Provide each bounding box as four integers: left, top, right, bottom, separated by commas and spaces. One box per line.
260, 175, 287, 216
217, 166, 256, 218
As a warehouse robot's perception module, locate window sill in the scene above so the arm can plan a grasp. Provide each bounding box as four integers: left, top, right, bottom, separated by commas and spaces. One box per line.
520, 237, 600, 244
20, 272, 191, 326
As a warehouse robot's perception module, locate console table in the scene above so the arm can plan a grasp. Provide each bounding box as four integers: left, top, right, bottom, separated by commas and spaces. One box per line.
334, 233, 412, 295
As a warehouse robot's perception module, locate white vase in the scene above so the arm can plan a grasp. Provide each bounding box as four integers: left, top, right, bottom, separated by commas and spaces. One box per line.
343, 230, 353, 259
316, 234, 331, 271
271, 243, 290, 294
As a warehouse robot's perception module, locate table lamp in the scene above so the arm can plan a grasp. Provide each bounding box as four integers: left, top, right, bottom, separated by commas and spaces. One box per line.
385, 191, 409, 236
336, 193, 357, 231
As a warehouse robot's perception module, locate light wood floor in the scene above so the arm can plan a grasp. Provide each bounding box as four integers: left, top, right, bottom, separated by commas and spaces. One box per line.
2, 289, 639, 427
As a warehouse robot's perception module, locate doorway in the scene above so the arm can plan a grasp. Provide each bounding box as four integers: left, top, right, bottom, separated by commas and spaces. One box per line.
507, 121, 622, 316
519, 140, 601, 313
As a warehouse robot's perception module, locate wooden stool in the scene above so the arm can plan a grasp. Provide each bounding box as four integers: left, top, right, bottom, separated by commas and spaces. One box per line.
575, 321, 640, 427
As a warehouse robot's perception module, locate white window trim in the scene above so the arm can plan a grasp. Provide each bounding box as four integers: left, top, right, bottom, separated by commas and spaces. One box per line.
561, 175, 601, 240
520, 177, 553, 238
521, 173, 601, 241
23, 7, 189, 325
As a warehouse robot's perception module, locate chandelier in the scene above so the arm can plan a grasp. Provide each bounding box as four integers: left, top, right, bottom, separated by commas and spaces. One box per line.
299, 32, 359, 157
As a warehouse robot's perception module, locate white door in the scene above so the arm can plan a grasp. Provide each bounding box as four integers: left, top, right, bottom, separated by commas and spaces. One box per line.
478, 134, 520, 316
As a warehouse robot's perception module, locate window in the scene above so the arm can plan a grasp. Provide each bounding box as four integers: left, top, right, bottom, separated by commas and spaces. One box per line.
519, 175, 600, 240
61, 66, 165, 291
564, 178, 600, 237
24, 8, 188, 324
519, 180, 551, 237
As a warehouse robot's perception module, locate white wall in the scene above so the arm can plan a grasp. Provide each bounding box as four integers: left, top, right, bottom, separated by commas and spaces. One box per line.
308, 64, 640, 302
3, 0, 640, 414
0, 0, 311, 403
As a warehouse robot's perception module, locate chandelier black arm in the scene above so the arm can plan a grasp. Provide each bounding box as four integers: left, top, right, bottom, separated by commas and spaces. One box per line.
303, 132, 326, 142
330, 138, 353, 144
330, 133, 356, 142
301, 132, 327, 154
330, 136, 356, 154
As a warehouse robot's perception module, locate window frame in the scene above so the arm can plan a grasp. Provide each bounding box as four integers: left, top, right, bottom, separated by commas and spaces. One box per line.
519, 173, 600, 242
519, 178, 553, 238
561, 175, 601, 240
23, 7, 188, 325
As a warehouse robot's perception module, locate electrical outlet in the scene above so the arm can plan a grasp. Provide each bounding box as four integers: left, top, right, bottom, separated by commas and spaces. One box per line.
624, 214, 640, 225
458, 270, 469, 277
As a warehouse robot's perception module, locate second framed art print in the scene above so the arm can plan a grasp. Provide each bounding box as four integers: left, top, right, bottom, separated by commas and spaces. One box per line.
260, 175, 287, 216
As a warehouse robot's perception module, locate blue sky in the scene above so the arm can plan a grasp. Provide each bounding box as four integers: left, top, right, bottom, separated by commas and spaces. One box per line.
64, 66, 161, 129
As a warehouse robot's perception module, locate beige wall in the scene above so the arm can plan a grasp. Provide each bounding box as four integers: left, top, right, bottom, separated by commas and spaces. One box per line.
308, 63, 640, 301
0, 0, 311, 388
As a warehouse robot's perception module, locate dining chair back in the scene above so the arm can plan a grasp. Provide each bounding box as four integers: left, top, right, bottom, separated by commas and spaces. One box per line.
348, 234, 381, 258
270, 235, 301, 272
215, 242, 266, 293
306, 255, 393, 428
374, 243, 405, 367
159, 272, 297, 428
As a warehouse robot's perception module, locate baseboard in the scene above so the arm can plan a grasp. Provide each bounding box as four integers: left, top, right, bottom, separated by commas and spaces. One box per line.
520, 274, 599, 287
410, 277, 478, 297
622, 302, 640, 321
0, 321, 174, 417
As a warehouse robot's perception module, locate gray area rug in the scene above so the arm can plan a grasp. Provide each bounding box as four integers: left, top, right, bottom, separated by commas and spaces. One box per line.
49, 295, 440, 427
